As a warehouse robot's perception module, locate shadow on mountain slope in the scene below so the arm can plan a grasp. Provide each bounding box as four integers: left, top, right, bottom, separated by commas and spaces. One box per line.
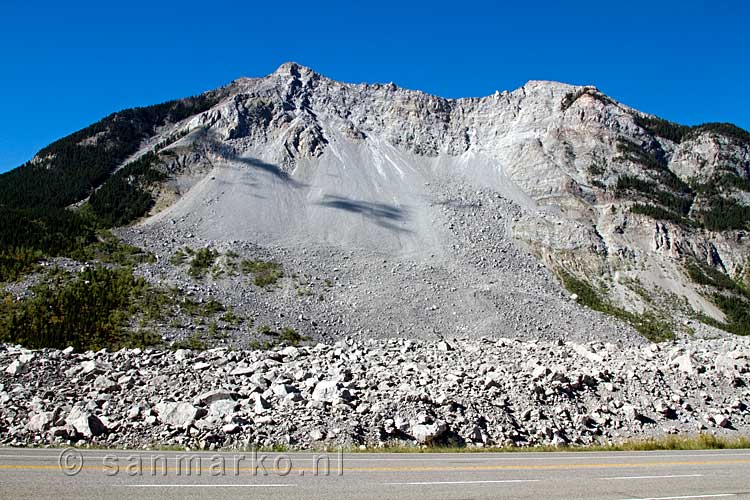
317, 194, 411, 232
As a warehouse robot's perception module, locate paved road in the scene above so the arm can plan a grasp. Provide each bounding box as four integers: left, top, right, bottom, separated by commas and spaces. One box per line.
0, 447, 749, 499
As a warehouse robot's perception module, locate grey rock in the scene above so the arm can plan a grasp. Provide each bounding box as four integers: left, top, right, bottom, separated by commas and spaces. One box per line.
222, 423, 241, 434
4, 360, 26, 376
26, 412, 53, 432
65, 407, 107, 438
195, 389, 233, 406
411, 421, 448, 444
93, 375, 118, 393
154, 402, 202, 428
311, 380, 344, 403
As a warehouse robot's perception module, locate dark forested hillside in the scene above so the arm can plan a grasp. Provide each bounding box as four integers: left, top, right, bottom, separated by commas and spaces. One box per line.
0, 91, 220, 210
0, 90, 223, 282
89, 152, 167, 227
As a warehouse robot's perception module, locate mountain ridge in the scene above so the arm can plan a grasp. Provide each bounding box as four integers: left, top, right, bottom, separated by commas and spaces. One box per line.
1, 63, 749, 349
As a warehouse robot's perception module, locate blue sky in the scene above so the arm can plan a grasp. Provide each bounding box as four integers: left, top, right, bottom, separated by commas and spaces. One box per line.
1, 0, 748, 172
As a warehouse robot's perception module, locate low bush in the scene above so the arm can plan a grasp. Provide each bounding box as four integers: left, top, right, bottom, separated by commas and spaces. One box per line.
241, 260, 283, 287
187, 248, 219, 279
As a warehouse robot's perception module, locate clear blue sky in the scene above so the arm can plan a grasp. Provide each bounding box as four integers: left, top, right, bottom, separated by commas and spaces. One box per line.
1, 0, 748, 172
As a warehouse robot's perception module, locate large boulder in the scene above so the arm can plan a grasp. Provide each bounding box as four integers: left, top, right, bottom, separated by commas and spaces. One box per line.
208, 399, 238, 417
27, 412, 53, 432
195, 389, 233, 406
411, 421, 448, 444
671, 352, 698, 375
154, 402, 203, 428
65, 407, 107, 438
311, 380, 350, 403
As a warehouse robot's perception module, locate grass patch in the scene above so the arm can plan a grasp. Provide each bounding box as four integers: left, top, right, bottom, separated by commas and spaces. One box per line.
33, 433, 750, 454
559, 271, 674, 342
241, 260, 283, 287
351, 434, 750, 453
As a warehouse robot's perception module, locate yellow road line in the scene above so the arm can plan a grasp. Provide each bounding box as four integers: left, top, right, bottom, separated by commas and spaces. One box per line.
0, 458, 749, 473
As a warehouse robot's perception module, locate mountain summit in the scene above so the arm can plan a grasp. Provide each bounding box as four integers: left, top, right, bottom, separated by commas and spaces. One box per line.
1, 65, 749, 345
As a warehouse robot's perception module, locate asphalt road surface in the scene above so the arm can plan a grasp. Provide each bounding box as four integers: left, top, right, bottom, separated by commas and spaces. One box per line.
0, 447, 749, 499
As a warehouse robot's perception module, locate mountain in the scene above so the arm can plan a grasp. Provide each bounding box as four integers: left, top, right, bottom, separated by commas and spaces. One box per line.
1, 62, 749, 348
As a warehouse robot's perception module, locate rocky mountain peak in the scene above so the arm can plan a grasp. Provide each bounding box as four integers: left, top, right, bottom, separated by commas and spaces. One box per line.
2, 64, 749, 351
272, 61, 316, 78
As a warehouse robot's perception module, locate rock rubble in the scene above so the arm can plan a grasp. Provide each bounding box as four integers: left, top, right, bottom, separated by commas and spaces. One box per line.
1, 337, 748, 449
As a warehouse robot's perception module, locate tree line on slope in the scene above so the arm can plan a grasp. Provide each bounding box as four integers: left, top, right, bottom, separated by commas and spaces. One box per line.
0, 93, 220, 282
0, 92, 218, 210
610, 138, 750, 231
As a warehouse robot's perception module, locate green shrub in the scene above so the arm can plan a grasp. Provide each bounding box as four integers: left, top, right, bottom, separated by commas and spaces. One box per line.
710, 294, 750, 336
248, 339, 276, 350
587, 162, 606, 177
279, 327, 308, 346
257, 325, 274, 336
685, 262, 739, 291
685, 261, 750, 336
188, 248, 219, 279
241, 260, 283, 287
220, 310, 242, 326
201, 299, 225, 315
74, 231, 155, 266
170, 248, 190, 266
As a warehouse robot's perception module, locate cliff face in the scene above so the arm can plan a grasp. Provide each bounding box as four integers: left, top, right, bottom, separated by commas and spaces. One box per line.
11, 62, 750, 341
